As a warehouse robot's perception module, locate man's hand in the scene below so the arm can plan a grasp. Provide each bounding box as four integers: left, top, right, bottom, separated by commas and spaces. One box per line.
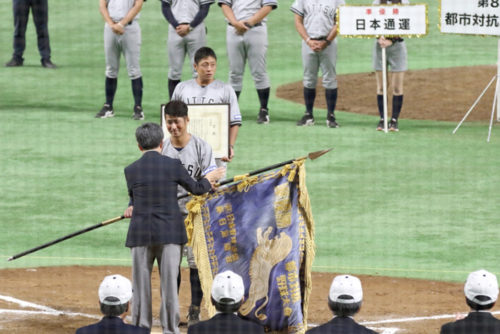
221, 146, 234, 162
176, 24, 190, 37
233, 21, 249, 35
111, 22, 125, 35
205, 167, 226, 188
378, 36, 393, 48
124, 206, 133, 218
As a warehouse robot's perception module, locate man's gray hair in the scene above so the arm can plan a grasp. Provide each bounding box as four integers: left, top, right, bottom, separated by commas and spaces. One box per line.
135, 122, 164, 150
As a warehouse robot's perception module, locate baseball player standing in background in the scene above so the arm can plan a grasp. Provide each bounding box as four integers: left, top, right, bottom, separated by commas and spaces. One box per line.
172, 47, 242, 165
161, 0, 215, 100
96, 0, 145, 120
373, 0, 409, 132
291, 0, 344, 128
162, 100, 217, 327
5, 0, 56, 68
218, 0, 277, 124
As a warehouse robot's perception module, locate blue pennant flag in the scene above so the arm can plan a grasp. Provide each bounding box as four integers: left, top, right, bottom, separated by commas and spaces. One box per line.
186, 161, 315, 333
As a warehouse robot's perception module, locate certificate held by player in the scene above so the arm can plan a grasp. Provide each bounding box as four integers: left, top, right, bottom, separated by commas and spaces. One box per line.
162, 103, 230, 159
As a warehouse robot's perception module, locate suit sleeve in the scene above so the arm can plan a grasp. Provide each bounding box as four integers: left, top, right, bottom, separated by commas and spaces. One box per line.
125, 168, 134, 206
174, 159, 211, 195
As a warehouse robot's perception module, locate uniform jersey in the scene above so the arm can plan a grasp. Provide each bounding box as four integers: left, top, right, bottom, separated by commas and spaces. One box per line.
172, 79, 242, 126
290, 0, 345, 39
106, 0, 141, 22
218, 0, 278, 22
162, 0, 213, 23
162, 135, 216, 216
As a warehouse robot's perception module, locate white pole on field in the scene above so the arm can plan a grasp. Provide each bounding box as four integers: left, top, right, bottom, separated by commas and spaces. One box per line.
487, 77, 498, 142
382, 47, 388, 133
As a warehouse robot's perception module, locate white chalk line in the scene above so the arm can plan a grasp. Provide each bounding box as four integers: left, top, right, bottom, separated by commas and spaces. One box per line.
0, 294, 99, 319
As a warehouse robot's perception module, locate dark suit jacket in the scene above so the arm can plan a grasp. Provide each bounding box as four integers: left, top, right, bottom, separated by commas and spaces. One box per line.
440, 311, 500, 334
187, 313, 265, 334
75, 316, 149, 334
124, 151, 211, 247
306, 316, 377, 334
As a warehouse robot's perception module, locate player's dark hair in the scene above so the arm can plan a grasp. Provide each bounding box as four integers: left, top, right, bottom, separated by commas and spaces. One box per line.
164, 100, 188, 118
211, 297, 242, 314
99, 297, 129, 317
195, 47, 217, 64
328, 297, 362, 317
465, 297, 495, 311
135, 122, 164, 150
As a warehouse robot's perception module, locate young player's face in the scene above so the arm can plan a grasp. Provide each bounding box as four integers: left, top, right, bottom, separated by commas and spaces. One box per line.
165, 115, 188, 138
194, 56, 217, 84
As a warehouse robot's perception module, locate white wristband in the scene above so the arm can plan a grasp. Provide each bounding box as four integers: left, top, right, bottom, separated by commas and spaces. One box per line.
117, 22, 125, 28
306, 37, 311, 42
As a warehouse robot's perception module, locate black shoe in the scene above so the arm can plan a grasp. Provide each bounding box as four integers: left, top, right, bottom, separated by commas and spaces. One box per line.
257, 108, 269, 124
5, 57, 23, 67
296, 113, 314, 126
326, 114, 339, 128
41, 58, 56, 69
376, 119, 385, 131
389, 118, 399, 132
95, 104, 114, 118
187, 305, 200, 327
132, 105, 144, 120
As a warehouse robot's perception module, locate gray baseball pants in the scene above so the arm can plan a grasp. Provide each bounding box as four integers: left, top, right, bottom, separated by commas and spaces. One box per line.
131, 244, 182, 334
302, 40, 338, 89
104, 21, 142, 79
226, 24, 270, 91
167, 23, 206, 80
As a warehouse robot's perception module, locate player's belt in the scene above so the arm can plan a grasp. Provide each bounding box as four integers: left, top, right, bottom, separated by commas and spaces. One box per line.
310, 37, 327, 41
113, 20, 133, 25
228, 22, 262, 28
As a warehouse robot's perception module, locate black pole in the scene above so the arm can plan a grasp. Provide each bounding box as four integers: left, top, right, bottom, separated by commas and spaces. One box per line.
7, 216, 125, 262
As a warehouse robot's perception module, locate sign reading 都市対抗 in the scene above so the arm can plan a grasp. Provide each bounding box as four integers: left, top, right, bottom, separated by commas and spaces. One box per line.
338, 4, 427, 37
440, 0, 500, 36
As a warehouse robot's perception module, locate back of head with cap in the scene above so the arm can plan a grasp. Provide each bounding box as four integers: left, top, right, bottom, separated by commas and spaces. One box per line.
98, 274, 133, 317
328, 275, 363, 317
464, 269, 499, 310
211, 270, 245, 313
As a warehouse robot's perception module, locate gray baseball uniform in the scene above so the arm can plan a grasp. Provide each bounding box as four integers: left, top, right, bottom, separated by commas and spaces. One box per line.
217, 0, 277, 92
372, 0, 409, 72
104, 0, 142, 79
162, 0, 214, 81
162, 135, 216, 269
290, 0, 345, 90
171, 79, 242, 127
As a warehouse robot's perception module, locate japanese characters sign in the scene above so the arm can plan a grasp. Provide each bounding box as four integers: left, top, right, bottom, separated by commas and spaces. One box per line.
440, 0, 500, 36
338, 4, 427, 37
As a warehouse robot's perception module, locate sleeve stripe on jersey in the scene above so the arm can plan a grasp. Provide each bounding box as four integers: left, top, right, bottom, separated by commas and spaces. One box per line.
217, 0, 231, 7
290, 7, 304, 16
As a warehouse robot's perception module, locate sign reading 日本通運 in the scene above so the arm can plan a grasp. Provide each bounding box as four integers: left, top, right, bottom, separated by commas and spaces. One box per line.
338, 4, 427, 37
440, 0, 500, 36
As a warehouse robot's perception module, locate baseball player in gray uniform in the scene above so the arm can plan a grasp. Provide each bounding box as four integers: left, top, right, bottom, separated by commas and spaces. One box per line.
218, 0, 277, 124
291, 0, 344, 128
96, 0, 145, 120
373, 0, 409, 132
162, 100, 217, 327
161, 0, 214, 100
172, 47, 242, 164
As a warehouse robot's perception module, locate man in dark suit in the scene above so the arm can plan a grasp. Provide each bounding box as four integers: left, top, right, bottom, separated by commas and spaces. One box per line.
188, 270, 265, 334
123, 122, 224, 334
76, 274, 149, 334
306, 274, 377, 334
440, 269, 500, 334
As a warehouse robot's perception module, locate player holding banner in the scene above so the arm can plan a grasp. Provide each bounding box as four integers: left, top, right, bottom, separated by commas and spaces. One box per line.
373, 0, 409, 132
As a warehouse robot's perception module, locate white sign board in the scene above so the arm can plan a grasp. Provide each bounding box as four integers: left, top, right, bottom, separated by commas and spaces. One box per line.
440, 0, 500, 36
338, 4, 427, 37
161, 104, 230, 159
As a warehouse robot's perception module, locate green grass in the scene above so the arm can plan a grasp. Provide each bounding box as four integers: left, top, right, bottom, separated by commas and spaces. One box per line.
1, 0, 499, 283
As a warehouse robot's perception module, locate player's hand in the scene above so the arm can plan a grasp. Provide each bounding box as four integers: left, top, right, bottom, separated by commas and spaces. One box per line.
221, 146, 234, 162
455, 313, 466, 320
319, 40, 330, 51
378, 36, 393, 48
112, 23, 125, 35
205, 167, 226, 188
176, 24, 190, 37
233, 21, 249, 35
124, 206, 133, 218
